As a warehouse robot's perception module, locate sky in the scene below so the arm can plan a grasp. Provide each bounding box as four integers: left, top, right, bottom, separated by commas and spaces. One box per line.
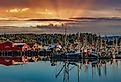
0, 0, 121, 19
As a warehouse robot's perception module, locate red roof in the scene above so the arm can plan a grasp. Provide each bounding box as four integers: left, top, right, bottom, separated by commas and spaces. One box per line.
0, 41, 30, 51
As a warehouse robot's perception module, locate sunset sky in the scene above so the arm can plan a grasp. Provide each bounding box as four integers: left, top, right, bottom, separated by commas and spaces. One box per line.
0, 0, 121, 20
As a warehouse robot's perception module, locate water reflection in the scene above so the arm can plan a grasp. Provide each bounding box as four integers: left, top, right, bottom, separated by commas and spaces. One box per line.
52, 59, 120, 82
0, 56, 121, 82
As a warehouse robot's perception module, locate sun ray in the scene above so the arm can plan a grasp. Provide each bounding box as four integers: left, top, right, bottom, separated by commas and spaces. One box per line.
0, 0, 97, 19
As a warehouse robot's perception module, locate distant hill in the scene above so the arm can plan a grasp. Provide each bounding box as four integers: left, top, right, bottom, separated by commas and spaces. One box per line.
70, 17, 121, 21
27, 19, 73, 22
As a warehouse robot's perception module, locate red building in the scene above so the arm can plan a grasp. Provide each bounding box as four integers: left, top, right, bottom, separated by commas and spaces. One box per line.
0, 41, 31, 51
0, 41, 13, 50
13, 42, 31, 51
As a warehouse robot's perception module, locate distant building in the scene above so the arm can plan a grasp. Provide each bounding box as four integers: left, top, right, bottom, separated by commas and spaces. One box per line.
30, 43, 43, 50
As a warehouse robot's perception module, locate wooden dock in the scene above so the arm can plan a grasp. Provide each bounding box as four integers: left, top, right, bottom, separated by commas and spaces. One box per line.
0, 49, 120, 60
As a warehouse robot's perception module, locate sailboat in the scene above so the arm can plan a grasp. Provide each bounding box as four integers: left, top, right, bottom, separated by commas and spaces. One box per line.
63, 25, 81, 59
52, 24, 81, 60
65, 49, 81, 59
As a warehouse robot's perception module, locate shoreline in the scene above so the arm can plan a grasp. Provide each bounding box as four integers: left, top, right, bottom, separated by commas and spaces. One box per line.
0, 26, 121, 35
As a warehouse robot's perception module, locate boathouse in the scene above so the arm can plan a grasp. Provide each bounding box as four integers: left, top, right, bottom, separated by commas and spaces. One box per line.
0, 41, 31, 51
13, 43, 31, 51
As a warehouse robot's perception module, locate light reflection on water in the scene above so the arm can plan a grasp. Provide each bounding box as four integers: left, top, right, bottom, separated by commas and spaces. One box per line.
0, 59, 121, 82
0, 20, 121, 34
0, 21, 65, 27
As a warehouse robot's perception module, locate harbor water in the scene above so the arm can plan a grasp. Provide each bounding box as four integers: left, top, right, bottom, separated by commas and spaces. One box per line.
0, 59, 121, 82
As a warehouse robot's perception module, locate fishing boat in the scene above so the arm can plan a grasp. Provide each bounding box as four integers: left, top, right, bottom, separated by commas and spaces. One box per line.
115, 51, 121, 59
65, 50, 81, 59
83, 49, 98, 59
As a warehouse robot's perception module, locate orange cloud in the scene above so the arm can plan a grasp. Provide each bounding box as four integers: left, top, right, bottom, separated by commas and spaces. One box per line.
6, 8, 30, 13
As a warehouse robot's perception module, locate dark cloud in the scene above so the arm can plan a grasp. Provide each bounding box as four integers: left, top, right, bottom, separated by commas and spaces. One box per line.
0, 0, 82, 7
92, 0, 121, 9
0, 0, 120, 9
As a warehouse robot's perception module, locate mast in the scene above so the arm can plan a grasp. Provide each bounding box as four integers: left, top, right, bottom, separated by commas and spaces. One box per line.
62, 23, 67, 51
65, 24, 67, 48
63, 61, 69, 82
77, 63, 80, 82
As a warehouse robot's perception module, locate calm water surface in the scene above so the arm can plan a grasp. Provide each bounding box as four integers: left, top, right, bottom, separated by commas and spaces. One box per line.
0, 20, 121, 34
0, 59, 121, 82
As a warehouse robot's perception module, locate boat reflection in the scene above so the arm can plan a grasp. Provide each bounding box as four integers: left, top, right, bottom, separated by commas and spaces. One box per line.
51, 58, 120, 82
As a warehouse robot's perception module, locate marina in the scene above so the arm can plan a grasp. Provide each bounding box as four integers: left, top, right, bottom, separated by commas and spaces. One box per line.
0, 33, 121, 60
0, 27, 120, 82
